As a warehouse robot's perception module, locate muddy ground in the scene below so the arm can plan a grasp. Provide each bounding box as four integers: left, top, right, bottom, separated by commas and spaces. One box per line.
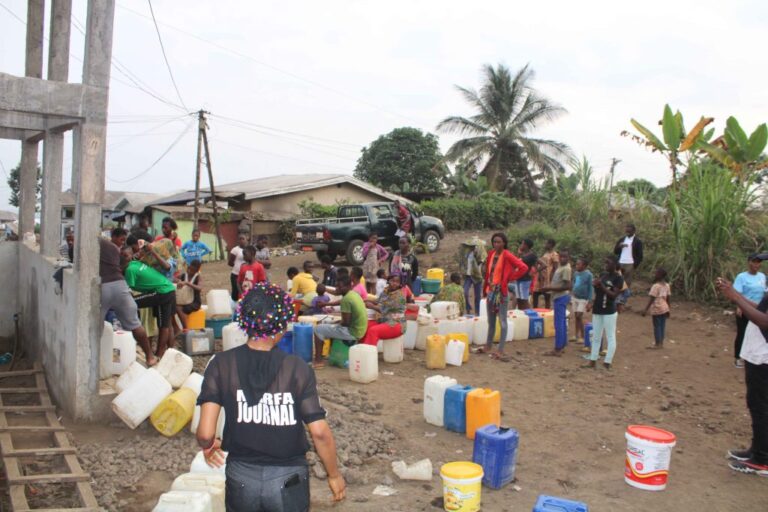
62, 231, 768, 511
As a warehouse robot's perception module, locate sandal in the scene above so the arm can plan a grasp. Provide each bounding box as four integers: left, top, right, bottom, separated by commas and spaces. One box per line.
543, 350, 563, 357
312, 361, 326, 369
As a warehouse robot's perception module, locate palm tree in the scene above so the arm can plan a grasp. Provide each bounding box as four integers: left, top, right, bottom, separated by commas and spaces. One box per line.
437, 64, 572, 199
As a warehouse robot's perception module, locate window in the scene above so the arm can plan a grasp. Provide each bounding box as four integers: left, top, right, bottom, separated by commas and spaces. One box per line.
372, 205, 392, 219
339, 206, 365, 218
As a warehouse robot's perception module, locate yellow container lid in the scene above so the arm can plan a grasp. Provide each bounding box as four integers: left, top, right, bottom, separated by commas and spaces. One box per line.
440, 461, 483, 480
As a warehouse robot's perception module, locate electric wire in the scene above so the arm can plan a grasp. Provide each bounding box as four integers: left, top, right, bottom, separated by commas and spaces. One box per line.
209, 137, 350, 172
146, 0, 188, 111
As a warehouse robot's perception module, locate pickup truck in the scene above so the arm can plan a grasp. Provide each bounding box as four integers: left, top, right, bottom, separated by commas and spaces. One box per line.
293, 202, 445, 266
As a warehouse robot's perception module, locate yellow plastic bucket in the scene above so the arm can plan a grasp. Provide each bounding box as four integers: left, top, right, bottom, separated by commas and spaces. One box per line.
440, 462, 483, 512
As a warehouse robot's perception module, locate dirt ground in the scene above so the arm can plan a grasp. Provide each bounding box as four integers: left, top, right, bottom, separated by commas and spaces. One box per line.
65, 230, 768, 511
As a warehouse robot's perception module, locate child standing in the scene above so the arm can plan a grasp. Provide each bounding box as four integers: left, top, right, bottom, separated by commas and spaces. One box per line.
362, 233, 389, 295
375, 268, 388, 296
571, 258, 593, 343
540, 250, 572, 357
237, 246, 267, 298
642, 268, 671, 348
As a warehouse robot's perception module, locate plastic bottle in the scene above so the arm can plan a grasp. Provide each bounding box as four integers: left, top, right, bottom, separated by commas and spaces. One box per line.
426, 335, 447, 369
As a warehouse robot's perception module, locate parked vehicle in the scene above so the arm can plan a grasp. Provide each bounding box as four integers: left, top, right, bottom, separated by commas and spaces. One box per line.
293, 202, 445, 265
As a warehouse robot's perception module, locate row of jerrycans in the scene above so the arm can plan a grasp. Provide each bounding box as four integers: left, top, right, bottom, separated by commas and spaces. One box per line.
423, 375, 500, 440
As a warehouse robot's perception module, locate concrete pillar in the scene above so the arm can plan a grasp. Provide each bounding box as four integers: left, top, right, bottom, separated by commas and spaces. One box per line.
40, 0, 73, 257
71, 0, 116, 419
18, 0, 45, 238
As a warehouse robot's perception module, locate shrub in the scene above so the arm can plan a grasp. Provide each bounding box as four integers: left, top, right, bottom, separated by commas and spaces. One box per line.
420, 196, 524, 230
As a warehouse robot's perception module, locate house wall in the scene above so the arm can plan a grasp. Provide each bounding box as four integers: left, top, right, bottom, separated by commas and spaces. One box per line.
248, 184, 388, 218
149, 211, 240, 260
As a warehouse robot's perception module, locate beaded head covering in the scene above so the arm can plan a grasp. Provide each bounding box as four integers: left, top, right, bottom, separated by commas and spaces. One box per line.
234, 282, 293, 339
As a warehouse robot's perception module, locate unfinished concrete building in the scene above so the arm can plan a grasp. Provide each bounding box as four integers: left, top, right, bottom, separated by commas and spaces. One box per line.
1, 0, 118, 420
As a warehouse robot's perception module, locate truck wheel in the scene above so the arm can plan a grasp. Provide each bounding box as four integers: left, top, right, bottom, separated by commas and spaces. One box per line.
423, 230, 440, 253
346, 239, 365, 266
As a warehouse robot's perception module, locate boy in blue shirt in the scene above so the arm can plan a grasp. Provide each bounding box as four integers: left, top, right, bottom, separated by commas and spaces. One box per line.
571, 257, 593, 344
181, 229, 212, 266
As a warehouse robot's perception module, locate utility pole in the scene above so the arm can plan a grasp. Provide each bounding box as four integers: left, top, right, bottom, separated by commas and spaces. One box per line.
192, 110, 225, 260
609, 157, 621, 192
192, 109, 205, 230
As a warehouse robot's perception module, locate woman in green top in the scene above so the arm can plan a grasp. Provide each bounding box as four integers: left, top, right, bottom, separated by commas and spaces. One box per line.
361, 274, 407, 347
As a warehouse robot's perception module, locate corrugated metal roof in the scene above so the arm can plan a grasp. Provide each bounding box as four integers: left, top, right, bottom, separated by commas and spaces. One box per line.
0, 210, 18, 222
60, 190, 164, 210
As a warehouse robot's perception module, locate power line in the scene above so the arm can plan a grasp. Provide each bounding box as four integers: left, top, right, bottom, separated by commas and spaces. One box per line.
146, 0, 188, 111
0, 2, 24, 23
106, 118, 195, 183
209, 137, 351, 172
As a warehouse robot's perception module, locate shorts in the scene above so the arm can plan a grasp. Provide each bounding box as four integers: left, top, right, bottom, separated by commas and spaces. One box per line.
314, 323, 358, 342
101, 280, 141, 331
571, 298, 589, 313
134, 291, 176, 329
181, 301, 201, 315
509, 280, 531, 300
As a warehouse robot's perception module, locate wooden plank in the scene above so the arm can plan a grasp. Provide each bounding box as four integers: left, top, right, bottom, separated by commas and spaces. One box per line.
0, 368, 43, 377
9, 484, 29, 510
24, 508, 102, 512
3, 446, 77, 457
0, 425, 65, 433
7, 472, 90, 484
0, 387, 47, 393
0, 405, 56, 412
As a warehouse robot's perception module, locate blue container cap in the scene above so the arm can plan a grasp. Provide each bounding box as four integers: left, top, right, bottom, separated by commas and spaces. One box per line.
523, 309, 539, 317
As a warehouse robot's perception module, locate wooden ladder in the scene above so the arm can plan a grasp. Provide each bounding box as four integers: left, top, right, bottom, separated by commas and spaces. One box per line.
0, 363, 100, 511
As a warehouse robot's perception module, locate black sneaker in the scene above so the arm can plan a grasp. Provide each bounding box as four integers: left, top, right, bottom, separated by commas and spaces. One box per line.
728, 458, 768, 476
727, 448, 753, 461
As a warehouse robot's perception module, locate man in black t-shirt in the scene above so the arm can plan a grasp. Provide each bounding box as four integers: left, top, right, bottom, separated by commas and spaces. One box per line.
584, 255, 624, 370
510, 238, 537, 310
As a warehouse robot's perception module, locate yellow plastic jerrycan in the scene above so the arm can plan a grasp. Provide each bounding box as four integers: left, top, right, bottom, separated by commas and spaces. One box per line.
466, 388, 501, 440
447, 332, 470, 363
322, 339, 331, 357
426, 334, 447, 369
150, 387, 196, 437
427, 268, 445, 286
542, 311, 555, 338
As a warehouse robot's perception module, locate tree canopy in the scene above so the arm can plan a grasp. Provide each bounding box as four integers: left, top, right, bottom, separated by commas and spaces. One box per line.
437, 63, 572, 199
6, 162, 42, 211
353, 127, 447, 193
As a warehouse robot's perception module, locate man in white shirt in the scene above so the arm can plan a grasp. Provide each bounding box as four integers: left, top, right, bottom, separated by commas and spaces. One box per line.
718, 272, 768, 476
227, 234, 248, 301
613, 223, 643, 288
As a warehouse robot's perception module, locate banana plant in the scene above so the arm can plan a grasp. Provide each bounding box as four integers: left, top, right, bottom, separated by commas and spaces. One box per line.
697, 117, 768, 181
622, 104, 714, 188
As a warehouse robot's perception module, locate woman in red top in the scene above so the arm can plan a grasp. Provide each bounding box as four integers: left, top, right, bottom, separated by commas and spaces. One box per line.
482, 232, 528, 361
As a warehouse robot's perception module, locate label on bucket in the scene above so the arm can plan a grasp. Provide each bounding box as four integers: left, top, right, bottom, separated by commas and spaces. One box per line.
625, 438, 673, 488
443, 483, 480, 512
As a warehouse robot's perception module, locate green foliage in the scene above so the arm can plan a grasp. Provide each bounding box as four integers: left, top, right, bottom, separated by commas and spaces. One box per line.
353, 127, 447, 193
297, 198, 341, 219
7, 162, 42, 210
420, 196, 525, 231
437, 63, 572, 198
698, 117, 768, 180
276, 220, 296, 246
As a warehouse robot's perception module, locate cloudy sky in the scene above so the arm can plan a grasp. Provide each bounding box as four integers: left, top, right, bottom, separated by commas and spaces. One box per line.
1, 0, 766, 211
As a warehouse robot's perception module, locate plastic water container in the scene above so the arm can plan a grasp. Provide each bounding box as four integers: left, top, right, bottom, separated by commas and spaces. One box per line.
112, 330, 136, 375
412, 276, 422, 295
479, 299, 488, 318
206, 318, 229, 339
205, 290, 232, 318
157, 348, 194, 388
424, 375, 457, 427
277, 331, 293, 354
466, 388, 501, 440
404, 321, 418, 350
181, 372, 204, 396
445, 340, 465, 367
349, 344, 378, 383
187, 309, 206, 330
292, 323, 314, 363
440, 462, 483, 512
437, 318, 459, 336
112, 368, 172, 429
297, 316, 319, 326
190, 450, 227, 476
185, 329, 215, 356
431, 301, 459, 320
115, 361, 148, 394
542, 311, 555, 338
383, 336, 405, 363
328, 339, 350, 367
150, 387, 197, 436
625, 425, 677, 491
473, 425, 519, 489
456, 317, 474, 345
529, 317, 544, 339
472, 317, 488, 346
510, 311, 529, 341
426, 334, 447, 370
444, 385, 474, 434
421, 278, 441, 294
190, 406, 225, 438
100, 322, 114, 379
222, 322, 248, 351
153, 490, 212, 512
532, 495, 589, 512
584, 322, 593, 348
427, 267, 445, 284
171, 473, 225, 512
416, 321, 438, 351
447, 332, 470, 363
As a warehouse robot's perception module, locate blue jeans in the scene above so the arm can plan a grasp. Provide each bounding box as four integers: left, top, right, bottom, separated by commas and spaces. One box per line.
463, 277, 482, 314
486, 293, 509, 351
652, 314, 667, 345
553, 294, 571, 351
590, 313, 618, 364
225, 460, 309, 512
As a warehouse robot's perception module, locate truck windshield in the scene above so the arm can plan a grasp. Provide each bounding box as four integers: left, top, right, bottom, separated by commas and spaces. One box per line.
338, 206, 366, 218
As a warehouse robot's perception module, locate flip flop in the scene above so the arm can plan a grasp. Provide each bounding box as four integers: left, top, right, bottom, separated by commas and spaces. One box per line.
312, 361, 326, 369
